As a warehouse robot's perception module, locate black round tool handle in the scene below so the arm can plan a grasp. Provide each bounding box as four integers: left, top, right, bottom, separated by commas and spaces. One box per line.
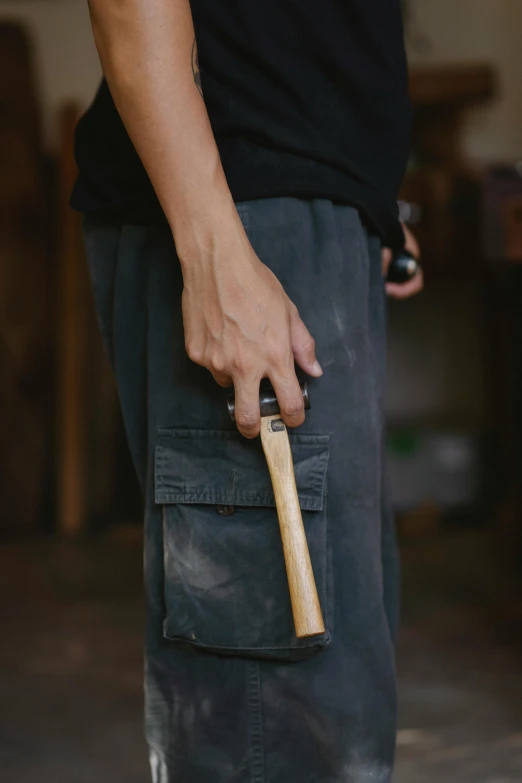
227, 382, 310, 422
386, 250, 419, 284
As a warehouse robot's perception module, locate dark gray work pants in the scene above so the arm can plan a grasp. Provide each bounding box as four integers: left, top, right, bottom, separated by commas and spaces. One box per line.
84, 198, 399, 783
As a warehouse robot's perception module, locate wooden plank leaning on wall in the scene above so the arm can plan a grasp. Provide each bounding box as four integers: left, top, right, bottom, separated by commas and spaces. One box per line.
0, 22, 50, 532
57, 104, 88, 535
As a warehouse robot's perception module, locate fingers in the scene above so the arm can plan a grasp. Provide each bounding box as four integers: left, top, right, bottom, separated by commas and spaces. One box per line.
402, 222, 420, 260
233, 374, 262, 438
233, 310, 318, 436
385, 268, 424, 300
233, 366, 306, 437
382, 223, 423, 299
290, 311, 323, 377
269, 371, 306, 429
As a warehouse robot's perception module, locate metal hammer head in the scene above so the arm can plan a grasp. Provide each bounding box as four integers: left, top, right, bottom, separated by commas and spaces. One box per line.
227, 382, 310, 422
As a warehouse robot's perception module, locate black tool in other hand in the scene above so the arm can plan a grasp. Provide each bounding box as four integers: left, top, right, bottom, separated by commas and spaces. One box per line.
386, 250, 419, 284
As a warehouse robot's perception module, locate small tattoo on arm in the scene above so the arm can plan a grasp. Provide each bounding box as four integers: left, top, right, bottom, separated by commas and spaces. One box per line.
191, 38, 203, 97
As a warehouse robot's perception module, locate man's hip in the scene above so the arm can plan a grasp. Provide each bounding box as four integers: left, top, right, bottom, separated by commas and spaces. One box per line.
83, 197, 397, 783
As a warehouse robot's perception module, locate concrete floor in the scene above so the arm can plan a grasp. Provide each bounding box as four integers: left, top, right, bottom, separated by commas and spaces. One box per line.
1, 527, 521, 783
396, 529, 522, 782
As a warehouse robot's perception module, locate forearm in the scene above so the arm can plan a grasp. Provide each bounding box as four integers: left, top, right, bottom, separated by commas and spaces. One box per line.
87, 0, 239, 261
87, 0, 321, 436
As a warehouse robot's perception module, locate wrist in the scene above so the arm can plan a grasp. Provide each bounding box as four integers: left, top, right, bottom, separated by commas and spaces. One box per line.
171, 195, 250, 273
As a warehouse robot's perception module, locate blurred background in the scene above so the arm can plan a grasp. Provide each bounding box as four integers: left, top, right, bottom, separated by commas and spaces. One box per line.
1, 1, 522, 781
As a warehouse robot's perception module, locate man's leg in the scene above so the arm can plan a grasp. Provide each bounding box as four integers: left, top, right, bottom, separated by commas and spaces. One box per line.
84, 198, 397, 782
381, 473, 400, 644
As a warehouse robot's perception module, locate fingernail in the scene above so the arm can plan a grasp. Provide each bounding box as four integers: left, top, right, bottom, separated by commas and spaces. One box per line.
312, 360, 323, 376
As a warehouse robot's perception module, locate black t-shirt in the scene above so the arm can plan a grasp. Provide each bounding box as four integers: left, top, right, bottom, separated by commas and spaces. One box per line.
72, 0, 412, 248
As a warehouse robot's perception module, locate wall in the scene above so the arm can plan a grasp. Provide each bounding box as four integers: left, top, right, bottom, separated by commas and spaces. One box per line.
1, 0, 517, 428
2, 0, 521, 162
0, 0, 100, 148
386, 1, 522, 426
408, 0, 522, 163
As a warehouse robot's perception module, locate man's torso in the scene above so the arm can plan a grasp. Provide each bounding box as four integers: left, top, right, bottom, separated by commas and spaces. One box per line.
72, 0, 412, 247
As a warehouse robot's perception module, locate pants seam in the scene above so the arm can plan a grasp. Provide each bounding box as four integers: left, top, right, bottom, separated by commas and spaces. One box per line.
247, 661, 266, 783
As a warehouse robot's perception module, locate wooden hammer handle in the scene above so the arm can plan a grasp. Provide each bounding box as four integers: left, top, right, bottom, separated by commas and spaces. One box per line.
260, 415, 325, 639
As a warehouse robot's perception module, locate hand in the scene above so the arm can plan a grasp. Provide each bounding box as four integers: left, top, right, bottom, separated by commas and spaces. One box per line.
180, 216, 322, 438
382, 223, 424, 299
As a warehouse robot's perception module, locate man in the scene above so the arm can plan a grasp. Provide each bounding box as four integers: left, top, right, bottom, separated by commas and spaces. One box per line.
73, 1, 423, 780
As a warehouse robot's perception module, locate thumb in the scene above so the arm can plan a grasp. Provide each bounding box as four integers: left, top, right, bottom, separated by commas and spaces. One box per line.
291, 313, 323, 377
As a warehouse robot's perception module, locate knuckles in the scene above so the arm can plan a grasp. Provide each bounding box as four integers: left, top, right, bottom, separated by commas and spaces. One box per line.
282, 397, 305, 419
209, 356, 226, 374
236, 412, 260, 436
269, 350, 289, 369
186, 343, 205, 365
231, 355, 254, 375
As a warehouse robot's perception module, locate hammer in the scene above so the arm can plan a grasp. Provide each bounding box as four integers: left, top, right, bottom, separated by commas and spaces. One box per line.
227, 383, 325, 639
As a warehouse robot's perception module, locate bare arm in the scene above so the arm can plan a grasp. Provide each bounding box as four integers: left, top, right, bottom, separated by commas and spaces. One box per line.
87, 0, 231, 251
87, 0, 322, 436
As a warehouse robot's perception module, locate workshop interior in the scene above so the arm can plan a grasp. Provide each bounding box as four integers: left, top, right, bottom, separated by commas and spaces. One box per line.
1, 1, 522, 781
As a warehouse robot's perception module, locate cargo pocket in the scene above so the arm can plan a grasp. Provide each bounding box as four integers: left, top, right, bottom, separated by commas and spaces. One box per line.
155, 428, 331, 662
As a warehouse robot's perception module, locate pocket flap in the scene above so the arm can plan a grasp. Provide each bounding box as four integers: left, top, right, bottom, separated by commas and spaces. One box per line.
155, 428, 329, 511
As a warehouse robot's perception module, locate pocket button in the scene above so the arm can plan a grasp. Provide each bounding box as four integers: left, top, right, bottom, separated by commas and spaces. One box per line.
216, 504, 235, 516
